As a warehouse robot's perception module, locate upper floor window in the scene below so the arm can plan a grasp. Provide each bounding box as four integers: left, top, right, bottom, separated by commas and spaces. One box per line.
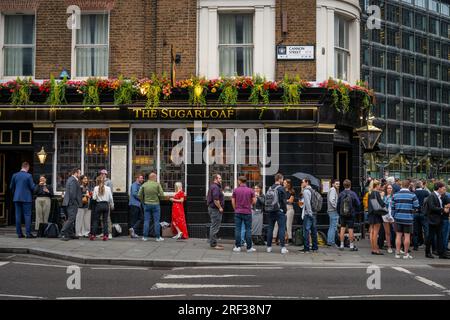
334, 15, 349, 81
2, 14, 35, 77
74, 14, 109, 78
219, 14, 253, 77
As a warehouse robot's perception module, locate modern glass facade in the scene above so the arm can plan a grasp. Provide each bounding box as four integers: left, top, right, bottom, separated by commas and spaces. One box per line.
361, 0, 450, 179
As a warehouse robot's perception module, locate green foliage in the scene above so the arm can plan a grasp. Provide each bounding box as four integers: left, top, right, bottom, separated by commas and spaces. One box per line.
114, 76, 136, 106
46, 75, 67, 109
249, 75, 269, 105
82, 78, 101, 111
218, 79, 238, 108
188, 77, 207, 107
11, 77, 33, 107
329, 79, 350, 114
281, 75, 303, 110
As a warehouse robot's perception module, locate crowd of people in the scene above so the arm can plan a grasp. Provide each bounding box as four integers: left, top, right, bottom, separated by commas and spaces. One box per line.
9, 161, 450, 259
9, 162, 188, 242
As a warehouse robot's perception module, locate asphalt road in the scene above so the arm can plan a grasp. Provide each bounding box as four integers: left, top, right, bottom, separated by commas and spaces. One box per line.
0, 253, 449, 300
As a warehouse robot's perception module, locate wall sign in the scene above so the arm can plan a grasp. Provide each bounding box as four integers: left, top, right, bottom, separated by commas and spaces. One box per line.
110, 145, 127, 193
277, 45, 315, 60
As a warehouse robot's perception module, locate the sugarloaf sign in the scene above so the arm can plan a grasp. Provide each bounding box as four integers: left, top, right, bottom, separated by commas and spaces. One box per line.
132, 107, 236, 120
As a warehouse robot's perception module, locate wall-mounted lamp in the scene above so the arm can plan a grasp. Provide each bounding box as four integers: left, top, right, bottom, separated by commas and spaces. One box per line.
37, 146, 47, 165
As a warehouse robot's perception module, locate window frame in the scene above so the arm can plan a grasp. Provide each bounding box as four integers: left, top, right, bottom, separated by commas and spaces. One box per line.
71, 11, 110, 80
0, 12, 36, 80
217, 12, 255, 77
334, 14, 350, 81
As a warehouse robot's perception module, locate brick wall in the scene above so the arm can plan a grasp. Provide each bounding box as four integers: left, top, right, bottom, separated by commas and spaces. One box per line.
31, 0, 317, 81
275, 0, 317, 81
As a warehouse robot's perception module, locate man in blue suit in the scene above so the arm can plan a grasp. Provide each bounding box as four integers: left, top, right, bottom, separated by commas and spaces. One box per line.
9, 162, 36, 238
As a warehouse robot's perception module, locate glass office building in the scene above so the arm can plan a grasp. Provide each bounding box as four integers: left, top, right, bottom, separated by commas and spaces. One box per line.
361, 0, 450, 179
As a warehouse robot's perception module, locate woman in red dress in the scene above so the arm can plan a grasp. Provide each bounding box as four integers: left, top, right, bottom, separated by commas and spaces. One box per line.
170, 182, 189, 239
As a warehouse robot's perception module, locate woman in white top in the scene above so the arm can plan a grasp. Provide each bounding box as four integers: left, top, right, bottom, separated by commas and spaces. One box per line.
90, 176, 114, 241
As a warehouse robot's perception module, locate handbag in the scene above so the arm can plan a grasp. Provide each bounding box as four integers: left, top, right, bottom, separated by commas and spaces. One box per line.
370, 198, 388, 216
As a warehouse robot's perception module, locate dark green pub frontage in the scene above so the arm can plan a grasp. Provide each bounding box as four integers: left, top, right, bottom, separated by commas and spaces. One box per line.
0, 81, 374, 238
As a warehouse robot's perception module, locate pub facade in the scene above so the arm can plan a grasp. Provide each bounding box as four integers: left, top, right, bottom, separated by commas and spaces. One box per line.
0, 0, 371, 236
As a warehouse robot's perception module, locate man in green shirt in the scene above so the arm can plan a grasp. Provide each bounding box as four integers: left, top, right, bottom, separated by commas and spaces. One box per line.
138, 172, 165, 241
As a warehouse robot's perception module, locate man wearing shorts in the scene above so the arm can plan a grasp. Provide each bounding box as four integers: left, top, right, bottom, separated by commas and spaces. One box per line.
336, 179, 361, 251
392, 180, 419, 259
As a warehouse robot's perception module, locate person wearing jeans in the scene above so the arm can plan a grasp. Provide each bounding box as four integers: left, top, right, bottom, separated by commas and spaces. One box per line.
128, 174, 144, 238
326, 180, 340, 246
232, 176, 256, 253
266, 173, 288, 254
138, 172, 164, 241
303, 214, 318, 251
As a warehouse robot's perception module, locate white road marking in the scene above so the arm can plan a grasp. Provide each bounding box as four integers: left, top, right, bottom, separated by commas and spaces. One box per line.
0, 293, 46, 299
57, 295, 186, 300
0, 262, 10, 267
12, 262, 68, 268
163, 274, 256, 279
4, 255, 16, 259
152, 283, 260, 289
329, 294, 445, 299
392, 267, 448, 291
193, 294, 314, 299
173, 266, 283, 270
91, 267, 148, 271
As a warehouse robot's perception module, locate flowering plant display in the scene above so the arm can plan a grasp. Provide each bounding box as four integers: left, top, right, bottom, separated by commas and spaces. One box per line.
2, 77, 39, 107
41, 74, 67, 109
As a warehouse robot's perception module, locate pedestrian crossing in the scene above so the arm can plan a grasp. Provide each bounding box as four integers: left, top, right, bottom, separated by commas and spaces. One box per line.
0, 262, 9, 267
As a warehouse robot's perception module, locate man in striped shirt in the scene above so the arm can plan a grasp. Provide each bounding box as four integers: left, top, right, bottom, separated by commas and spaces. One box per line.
392, 180, 420, 259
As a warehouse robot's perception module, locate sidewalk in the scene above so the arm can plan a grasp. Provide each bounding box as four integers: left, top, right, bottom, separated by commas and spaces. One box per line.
0, 231, 449, 268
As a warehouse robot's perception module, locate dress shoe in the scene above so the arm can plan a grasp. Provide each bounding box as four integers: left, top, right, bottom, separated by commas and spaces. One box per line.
432, 251, 439, 256
26, 234, 36, 239
71, 235, 79, 239
18, 234, 25, 239
60, 236, 70, 241
425, 253, 435, 259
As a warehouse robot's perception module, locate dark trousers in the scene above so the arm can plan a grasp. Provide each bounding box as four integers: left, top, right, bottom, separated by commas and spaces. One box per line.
90, 202, 109, 236
61, 204, 78, 237
129, 205, 143, 232
267, 211, 286, 247
14, 202, 32, 236
413, 214, 428, 248
426, 223, 444, 256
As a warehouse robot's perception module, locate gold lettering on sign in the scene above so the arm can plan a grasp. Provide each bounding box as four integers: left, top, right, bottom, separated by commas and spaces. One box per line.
133, 108, 235, 120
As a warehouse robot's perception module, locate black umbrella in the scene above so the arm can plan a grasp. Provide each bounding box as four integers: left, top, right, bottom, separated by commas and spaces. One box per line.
292, 172, 320, 188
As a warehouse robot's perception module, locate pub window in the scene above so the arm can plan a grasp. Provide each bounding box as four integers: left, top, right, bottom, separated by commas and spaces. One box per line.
74, 14, 109, 78
132, 129, 158, 184
208, 129, 234, 194
84, 129, 109, 188
160, 129, 186, 193
19, 130, 31, 144
0, 130, 12, 144
236, 130, 262, 189
218, 14, 253, 77
334, 15, 350, 81
56, 129, 82, 191
2, 14, 35, 77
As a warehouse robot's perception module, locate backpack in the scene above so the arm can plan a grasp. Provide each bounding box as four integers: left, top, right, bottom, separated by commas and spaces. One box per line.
265, 185, 282, 212
311, 189, 323, 212
293, 228, 304, 246
44, 223, 60, 238
340, 192, 353, 217
37, 223, 48, 238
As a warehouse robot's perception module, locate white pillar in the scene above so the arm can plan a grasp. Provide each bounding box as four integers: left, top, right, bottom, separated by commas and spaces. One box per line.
254, 6, 264, 77
198, 6, 209, 77
349, 18, 360, 83
316, 5, 328, 82
207, 7, 218, 79
263, 5, 275, 81
326, 8, 335, 81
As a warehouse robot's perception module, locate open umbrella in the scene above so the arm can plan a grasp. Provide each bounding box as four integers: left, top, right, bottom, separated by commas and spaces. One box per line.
292, 172, 320, 188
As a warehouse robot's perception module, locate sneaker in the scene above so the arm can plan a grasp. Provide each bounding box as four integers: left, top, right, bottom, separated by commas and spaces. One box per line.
400, 250, 405, 254
300, 249, 310, 253
156, 237, 164, 242
233, 246, 241, 252
403, 253, 413, 259
339, 246, 344, 251
387, 248, 393, 254
281, 247, 288, 254
350, 247, 358, 252
247, 247, 256, 253
129, 228, 135, 237
172, 232, 183, 240
142, 237, 148, 241
395, 252, 402, 259
89, 234, 95, 241
266, 247, 272, 253
102, 235, 108, 241
109, 234, 112, 240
